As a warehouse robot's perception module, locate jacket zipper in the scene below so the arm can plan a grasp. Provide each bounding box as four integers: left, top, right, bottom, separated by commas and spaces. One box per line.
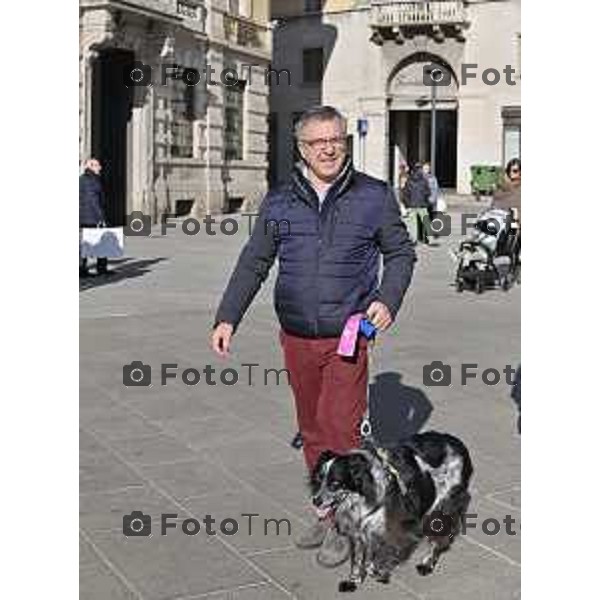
315, 215, 320, 337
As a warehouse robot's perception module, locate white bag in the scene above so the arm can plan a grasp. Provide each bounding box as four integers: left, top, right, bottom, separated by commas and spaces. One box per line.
80, 227, 124, 258
436, 195, 447, 213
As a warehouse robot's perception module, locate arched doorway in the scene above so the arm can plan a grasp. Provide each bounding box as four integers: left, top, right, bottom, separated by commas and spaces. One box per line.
386, 52, 458, 189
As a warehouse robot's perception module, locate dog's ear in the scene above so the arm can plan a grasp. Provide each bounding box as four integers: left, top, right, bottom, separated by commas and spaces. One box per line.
315, 449, 338, 469
347, 454, 369, 489
309, 450, 339, 486
348, 454, 377, 504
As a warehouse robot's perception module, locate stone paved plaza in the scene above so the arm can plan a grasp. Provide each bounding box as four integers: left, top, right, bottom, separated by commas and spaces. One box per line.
80, 201, 520, 599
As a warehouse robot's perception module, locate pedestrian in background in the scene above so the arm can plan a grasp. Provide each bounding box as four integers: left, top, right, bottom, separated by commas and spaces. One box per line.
422, 161, 444, 236
402, 162, 431, 244
211, 106, 416, 568
493, 158, 521, 222
398, 161, 410, 194
79, 158, 109, 276
422, 161, 440, 211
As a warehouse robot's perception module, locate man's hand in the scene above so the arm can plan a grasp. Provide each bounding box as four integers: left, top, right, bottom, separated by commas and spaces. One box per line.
211, 322, 234, 357
366, 301, 392, 332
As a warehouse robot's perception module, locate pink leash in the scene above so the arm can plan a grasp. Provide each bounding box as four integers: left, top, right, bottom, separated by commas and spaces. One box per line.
337, 313, 363, 357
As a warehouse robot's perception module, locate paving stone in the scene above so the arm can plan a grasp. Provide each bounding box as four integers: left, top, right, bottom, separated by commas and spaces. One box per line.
181, 582, 291, 599
80, 485, 185, 533
86, 527, 265, 600
108, 433, 199, 467
251, 547, 424, 600
140, 458, 241, 504
181, 487, 299, 555
80, 558, 140, 600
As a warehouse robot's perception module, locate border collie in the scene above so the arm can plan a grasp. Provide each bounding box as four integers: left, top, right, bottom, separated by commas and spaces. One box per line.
310, 431, 473, 592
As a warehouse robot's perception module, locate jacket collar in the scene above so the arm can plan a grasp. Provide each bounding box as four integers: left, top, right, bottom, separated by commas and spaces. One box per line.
290, 156, 354, 210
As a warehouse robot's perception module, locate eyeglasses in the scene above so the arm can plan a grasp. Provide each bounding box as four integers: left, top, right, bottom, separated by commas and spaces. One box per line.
300, 136, 347, 151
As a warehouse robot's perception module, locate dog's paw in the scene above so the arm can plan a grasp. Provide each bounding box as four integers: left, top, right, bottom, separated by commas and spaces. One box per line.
416, 562, 434, 576
373, 572, 391, 584
338, 580, 358, 593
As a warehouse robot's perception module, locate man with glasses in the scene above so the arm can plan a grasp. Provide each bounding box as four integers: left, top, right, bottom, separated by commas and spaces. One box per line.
211, 106, 416, 567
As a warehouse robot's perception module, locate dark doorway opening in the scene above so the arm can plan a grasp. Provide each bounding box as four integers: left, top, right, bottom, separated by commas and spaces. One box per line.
91, 49, 134, 226
389, 109, 457, 188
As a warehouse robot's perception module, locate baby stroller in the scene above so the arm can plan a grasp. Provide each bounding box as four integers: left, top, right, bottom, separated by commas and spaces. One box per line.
455, 207, 520, 293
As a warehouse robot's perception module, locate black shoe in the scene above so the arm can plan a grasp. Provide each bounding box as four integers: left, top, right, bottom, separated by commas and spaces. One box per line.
79, 268, 91, 278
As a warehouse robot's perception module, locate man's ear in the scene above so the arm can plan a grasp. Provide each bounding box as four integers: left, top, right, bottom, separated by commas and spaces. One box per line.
296, 141, 309, 165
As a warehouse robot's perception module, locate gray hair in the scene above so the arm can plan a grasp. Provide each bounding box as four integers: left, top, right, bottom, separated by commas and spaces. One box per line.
294, 106, 347, 140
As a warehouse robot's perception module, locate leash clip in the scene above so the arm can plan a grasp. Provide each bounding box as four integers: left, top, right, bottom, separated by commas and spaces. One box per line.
360, 416, 372, 438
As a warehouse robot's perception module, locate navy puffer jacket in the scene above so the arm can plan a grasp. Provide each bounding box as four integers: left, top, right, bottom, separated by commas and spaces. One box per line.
79, 169, 106, 226
215, 160, 416, 338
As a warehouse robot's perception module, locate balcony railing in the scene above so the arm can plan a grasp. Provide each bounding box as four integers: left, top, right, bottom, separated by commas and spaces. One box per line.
223, 14, 268, 51
370, 1, 467, 27
369, 1, 468, 44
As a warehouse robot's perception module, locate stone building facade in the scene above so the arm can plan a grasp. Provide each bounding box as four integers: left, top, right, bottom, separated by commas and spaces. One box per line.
80, 0, 272, 225
269, 0, 521, 193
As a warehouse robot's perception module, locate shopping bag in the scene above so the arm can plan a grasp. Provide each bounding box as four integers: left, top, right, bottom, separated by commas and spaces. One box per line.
80, 227, 124, 258
436, 195, 447, 213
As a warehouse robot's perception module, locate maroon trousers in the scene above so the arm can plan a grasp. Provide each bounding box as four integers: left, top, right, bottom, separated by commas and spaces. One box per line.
280, 330, 368, 472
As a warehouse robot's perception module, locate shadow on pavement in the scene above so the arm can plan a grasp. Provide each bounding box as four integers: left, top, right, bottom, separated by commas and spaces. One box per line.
368, 371, 433, 446
79, 257, 168, 292
290, 371, 433, 450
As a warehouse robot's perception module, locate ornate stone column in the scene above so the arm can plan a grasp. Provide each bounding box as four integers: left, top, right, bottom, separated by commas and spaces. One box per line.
80, 48, 99, 163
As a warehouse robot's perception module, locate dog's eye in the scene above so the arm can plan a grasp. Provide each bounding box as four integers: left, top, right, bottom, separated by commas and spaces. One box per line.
330, 480, 341, 490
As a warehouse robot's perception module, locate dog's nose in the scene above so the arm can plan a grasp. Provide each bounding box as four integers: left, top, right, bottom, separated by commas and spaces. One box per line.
313, 496, 322, 507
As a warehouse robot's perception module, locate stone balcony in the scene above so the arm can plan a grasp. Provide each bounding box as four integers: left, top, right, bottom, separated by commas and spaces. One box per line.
369, 0, 469, 45
222, 13, 270, 53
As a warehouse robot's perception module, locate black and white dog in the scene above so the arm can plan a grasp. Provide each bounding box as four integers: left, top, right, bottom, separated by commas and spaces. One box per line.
310, 431, 473, 592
